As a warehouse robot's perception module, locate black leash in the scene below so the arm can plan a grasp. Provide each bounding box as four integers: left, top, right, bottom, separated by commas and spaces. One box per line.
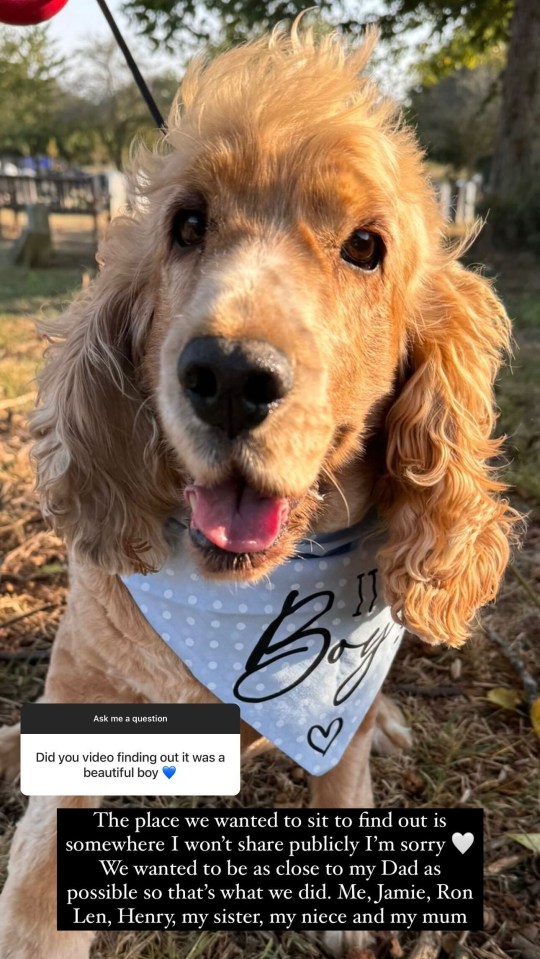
95, 0, 167, 131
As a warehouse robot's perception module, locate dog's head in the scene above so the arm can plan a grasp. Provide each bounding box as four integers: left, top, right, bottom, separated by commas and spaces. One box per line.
32, 28, 519, 645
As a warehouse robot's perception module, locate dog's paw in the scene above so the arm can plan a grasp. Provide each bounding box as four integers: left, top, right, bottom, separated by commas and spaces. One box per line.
315, 930, 375, 957
0, 724, 21, 782
372, 694, 412, 757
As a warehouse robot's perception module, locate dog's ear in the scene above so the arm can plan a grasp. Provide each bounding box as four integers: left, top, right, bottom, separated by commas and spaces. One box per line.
376, 260, 521, 646
31, 216, 180, 574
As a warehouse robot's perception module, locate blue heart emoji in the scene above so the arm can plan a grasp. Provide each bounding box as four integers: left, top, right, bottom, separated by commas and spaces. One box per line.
162, 765, 176, 779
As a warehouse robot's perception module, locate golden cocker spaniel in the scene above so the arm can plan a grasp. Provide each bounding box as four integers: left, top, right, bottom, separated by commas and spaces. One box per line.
0, 25, 519, 959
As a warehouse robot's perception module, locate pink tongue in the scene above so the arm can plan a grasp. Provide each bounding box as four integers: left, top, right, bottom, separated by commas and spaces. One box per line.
184, 480, 289, 553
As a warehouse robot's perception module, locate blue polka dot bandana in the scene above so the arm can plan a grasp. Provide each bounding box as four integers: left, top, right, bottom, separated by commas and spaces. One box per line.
122, 517, 404, 775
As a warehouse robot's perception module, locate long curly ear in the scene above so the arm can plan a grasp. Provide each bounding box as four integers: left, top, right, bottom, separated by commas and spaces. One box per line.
376, 261, 521, 647
31, 216, 181, 574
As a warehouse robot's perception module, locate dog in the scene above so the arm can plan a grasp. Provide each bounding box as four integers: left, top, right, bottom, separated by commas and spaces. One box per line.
0, 24, 519, 959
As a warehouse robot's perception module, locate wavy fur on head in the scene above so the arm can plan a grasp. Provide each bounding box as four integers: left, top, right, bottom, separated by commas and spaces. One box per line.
31, 25, 521, 644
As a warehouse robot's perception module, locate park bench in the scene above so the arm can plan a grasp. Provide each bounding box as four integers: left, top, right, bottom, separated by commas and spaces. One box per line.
0, 173, 110, 266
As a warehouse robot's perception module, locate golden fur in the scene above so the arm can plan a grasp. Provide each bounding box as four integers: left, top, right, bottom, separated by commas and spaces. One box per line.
31, 27, 518, 644
0, 26, 520, 959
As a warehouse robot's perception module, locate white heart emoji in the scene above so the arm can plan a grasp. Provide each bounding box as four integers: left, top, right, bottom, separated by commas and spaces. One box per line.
452, 832, 474, 853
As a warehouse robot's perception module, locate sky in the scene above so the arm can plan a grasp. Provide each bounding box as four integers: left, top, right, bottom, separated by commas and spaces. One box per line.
47, 0, 182, 74
44, 0, 420, 100
49, 0, 141, 55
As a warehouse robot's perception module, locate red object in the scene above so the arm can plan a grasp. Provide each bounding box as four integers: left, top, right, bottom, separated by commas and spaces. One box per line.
0, 0, 70, 24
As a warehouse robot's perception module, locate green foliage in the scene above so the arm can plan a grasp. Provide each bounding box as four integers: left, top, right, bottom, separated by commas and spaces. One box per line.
122, 0, 363, 48
417, 31, 507, 85
0, 26, 64, 155
0, 26, 179, 169
61, 38, 178, 168
377, 0, 513, 76
122, 0, 513, 79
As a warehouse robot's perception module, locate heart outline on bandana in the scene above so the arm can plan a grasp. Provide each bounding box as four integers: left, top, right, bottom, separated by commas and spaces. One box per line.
452, 832, 474, 853
307, 717, 343, 755
162, 765, 176, 779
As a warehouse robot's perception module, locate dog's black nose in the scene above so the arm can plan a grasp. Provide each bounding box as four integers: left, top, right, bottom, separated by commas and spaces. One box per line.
177, 336, 294, 438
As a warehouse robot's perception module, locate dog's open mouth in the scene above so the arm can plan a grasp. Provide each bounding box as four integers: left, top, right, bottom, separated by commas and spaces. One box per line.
184, 478, 290, 557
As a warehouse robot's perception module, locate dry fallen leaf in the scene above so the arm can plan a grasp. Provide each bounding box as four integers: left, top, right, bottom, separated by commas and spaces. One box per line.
402, 769, 425, 794
530, 697, 540, 738
486, 687, 523, 710
507, 833, 540, 854
441, 932, 460, 954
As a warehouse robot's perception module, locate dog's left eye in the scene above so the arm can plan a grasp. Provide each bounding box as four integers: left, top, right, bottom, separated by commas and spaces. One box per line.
341, 230, 384, 271
172, 209, 207, 248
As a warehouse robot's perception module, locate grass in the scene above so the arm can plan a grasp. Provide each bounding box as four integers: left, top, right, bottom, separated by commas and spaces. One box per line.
0, 265, 85, 314
0, 260, 90, 400
0, 244, 539, 959
0, 315, 43, 400
497, 353, 540, 502
494, 262, 540, 508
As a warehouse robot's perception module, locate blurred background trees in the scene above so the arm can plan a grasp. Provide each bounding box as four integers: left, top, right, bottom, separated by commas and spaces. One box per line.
61, 38, 177, 168
0, 28, 64, 157
408, 53, 503, 176
375, 0, 540, 248
122, 0, 540, 249
0, 26, 177, 169
1, 0, 538, 247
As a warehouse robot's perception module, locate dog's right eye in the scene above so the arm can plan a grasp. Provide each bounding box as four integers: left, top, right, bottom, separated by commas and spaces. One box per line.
341, 229, 384, 271
172, 209, 207, 248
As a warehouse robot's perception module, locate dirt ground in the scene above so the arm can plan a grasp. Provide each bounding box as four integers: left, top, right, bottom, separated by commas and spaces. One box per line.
0, 217, 539, 959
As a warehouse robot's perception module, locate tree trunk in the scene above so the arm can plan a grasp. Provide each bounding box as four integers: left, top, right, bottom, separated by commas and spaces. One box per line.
10, 204, 52, 267
489, 0, 540, 247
